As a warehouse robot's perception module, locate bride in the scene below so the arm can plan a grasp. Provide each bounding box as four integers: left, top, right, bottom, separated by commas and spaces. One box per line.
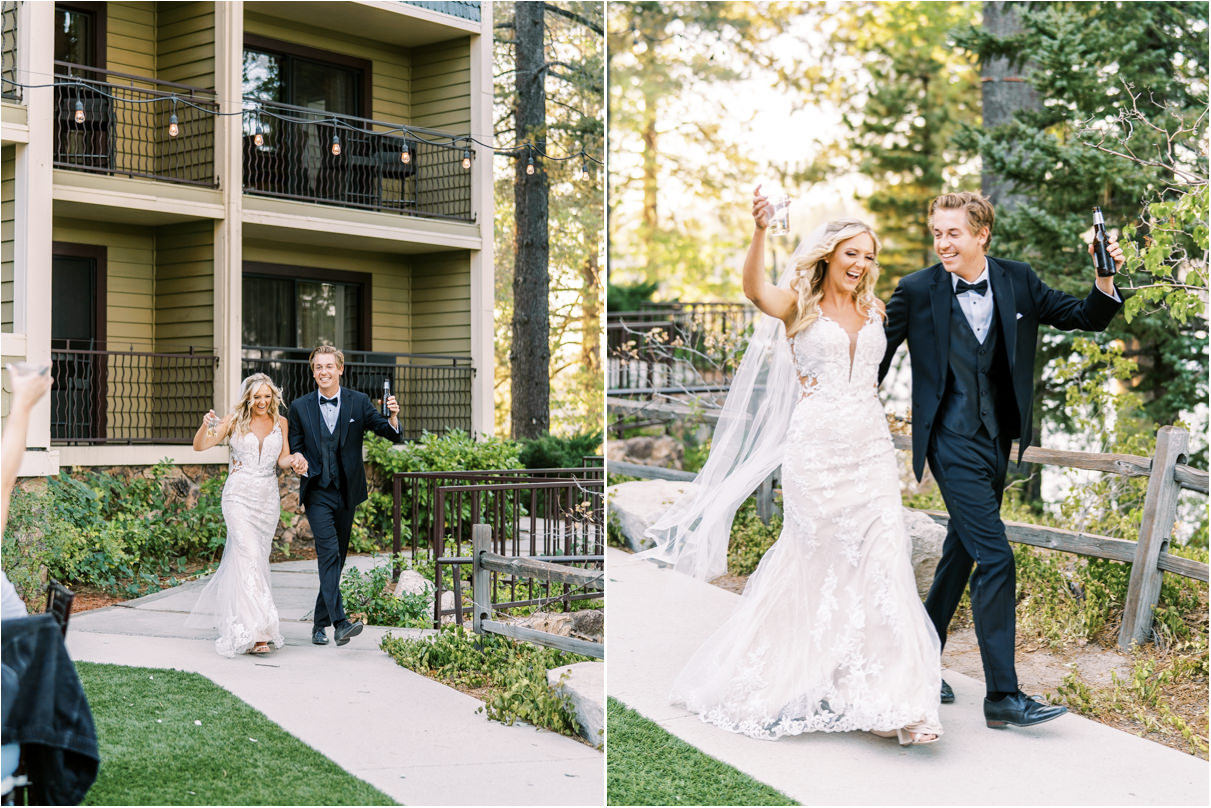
187, 373, 303, 657
641, 189, 942, 745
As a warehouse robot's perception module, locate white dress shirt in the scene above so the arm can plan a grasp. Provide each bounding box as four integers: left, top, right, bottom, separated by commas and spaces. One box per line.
952, 262, 995, 344
318, 389, 340, 433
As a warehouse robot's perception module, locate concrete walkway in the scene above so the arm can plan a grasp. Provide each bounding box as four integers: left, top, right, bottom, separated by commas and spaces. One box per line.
606, 548, 1209, 806
65, 556, 603, 806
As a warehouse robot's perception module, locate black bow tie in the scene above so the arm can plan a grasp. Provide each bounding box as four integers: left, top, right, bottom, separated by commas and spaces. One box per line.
955, 278, 988, 296
320, 396, 338, 407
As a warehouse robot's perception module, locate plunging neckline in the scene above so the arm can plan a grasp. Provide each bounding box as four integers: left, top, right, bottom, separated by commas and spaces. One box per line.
249, 420, 279, 463
818, 313, 872, 381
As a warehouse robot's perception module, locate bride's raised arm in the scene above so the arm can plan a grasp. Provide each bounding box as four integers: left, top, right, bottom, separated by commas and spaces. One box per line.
744, 185, 796, 325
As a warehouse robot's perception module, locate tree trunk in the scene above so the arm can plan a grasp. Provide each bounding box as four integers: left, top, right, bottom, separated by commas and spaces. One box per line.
511, 1, 550, 439
980, 1, 1039, 211
581, 250, 602, 381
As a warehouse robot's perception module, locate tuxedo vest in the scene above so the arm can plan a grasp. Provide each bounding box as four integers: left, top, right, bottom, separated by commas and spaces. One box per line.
319, 416, 342, 489
938, 292, 1006, 438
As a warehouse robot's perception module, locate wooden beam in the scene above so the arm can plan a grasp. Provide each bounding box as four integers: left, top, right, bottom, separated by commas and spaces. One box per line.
916, 510, 1139, 564
479, 552, 604, 591
481, 620, 604, 659
607, 460, 696, 482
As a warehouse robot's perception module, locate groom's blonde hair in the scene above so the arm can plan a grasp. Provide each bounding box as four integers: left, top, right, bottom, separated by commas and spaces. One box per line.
309, 345, 344, 369
930, 191, 996, 252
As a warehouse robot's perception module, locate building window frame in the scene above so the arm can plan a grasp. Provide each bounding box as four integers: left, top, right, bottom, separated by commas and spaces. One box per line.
242, 261, 372, 352
54, 1, 107, 70
243, 34, 373, 119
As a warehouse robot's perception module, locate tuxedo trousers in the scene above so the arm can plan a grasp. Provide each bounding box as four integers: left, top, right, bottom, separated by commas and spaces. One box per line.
305, 483, 356, 629
924, 424, 1019, 694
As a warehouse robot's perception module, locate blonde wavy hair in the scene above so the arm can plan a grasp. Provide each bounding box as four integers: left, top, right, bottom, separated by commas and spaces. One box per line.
786, 219, 883, 338
230, 373, 283, 437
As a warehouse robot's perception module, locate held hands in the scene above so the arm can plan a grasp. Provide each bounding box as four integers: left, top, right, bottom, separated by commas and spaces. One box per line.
289, 453, 308, 476
752, 185, 774, 232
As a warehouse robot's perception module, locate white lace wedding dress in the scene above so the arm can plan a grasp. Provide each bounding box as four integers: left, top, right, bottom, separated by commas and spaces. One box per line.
670, 310, 943, 739
186, 423, 285, 657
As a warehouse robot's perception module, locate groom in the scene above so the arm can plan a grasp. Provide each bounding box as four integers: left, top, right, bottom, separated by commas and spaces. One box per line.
288, 345, 403, 647
879, 191, 1124, 728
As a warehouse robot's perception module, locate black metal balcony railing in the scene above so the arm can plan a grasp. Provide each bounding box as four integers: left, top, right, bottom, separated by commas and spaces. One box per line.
241, 346, 474, 440
50, 340, 220, 445
53, 62, 218, 186
243, 101, 473, 222
607, 302, 756, 394
1, 1, 17, 102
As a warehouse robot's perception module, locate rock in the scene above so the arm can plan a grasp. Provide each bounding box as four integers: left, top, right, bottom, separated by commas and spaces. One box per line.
607, 480, 694, 552
903, 509, 945, 600
570, 609, 603, 641
606, 435, 684, 470
547, 661, 604, 746
439, 590, 456, 624
393, 570, 435, 599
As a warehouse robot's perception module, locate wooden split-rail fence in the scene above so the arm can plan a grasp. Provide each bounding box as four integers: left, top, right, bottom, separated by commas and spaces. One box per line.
470, 524, 604, 659
610, 408, 1208, 651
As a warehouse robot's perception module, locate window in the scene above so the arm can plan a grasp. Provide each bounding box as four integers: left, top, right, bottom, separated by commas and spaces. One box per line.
54, 2, 105, 67
51, 243, 107, 441
242, 36, 368, 117
242, 264, 369, 351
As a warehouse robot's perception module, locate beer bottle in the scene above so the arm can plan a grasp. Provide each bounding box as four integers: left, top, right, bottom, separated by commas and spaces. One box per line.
1092, 207, 1116, 277
382, 378, 391, 417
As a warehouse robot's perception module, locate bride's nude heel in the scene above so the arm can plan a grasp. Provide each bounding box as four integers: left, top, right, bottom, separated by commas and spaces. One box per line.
871, 724, 940, 746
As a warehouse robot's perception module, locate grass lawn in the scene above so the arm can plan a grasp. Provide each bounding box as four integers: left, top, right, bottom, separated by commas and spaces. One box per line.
606, 698, 796, 806
76, 662, 395, 806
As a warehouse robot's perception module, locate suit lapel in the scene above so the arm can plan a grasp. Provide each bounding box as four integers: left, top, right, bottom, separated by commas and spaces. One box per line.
929, 265, 951, 375
989, 257, 1017, 373
312, 391, 327, 441
337, 388, 352, 448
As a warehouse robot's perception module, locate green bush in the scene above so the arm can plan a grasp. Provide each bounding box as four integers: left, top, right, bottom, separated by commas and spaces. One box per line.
380, 624, 590, 738
339, 556, 433, 628
727, 499, 783, 577
518, 431, 603, 470
356, 430, 524, 549
5, 461, 228, 603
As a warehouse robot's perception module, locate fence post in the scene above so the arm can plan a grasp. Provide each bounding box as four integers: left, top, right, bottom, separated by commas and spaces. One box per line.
471, 523, 492, 635
1118, 426, 1188, 650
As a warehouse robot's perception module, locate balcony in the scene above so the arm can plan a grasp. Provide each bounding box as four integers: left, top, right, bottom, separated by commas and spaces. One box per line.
53, 63, 218, 187
242, 101, 474, 222
50, 340, 219, 446
241, 346, 474, 439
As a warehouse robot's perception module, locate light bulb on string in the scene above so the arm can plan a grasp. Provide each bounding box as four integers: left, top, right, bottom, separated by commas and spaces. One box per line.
253, 118, 264, 147
461, 146, 471, 170
74, 99, 85, 124
401, 146, 411, 164
525, 151, 535, 176
331, 133, 341, 156
581, 161, 591, 181
168, 113, 179, 138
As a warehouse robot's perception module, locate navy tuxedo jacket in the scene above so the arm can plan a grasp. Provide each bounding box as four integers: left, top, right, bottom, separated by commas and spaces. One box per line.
878, 256, 1122, 482
287, 388, 403, 507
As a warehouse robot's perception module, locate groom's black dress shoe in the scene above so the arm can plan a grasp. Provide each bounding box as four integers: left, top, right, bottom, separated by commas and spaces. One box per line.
984, 691, 1067, 728
334, 619, 363, 646
311, 627, 329, 645
940, 680, 955, 704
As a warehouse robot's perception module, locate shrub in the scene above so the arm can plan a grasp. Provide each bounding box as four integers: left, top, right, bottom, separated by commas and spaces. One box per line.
518, 431, 603, 470
5, 461, 228, 603
340, 557, 432, 628
380, 624, 589, 737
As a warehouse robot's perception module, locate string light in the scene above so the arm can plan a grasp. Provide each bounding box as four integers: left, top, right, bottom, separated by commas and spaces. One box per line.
4, 77, 604, 178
